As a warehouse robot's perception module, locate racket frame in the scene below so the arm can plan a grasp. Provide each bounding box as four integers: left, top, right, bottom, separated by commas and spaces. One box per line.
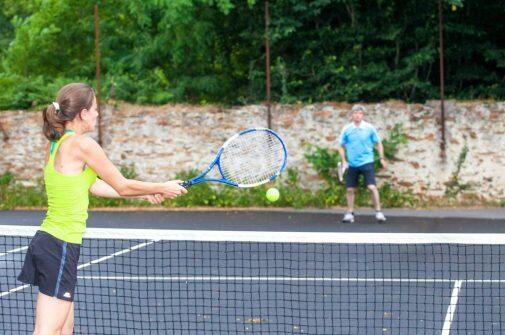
181, 128, 287, 188
337, 161, 348, 183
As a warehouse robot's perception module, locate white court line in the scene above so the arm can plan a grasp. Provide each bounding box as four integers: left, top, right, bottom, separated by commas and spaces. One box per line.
0, 246, 28, 257
77, 240, 156, 270
0, 240, 157, 298
441, 280, 463, 335
0, 284, 30, 298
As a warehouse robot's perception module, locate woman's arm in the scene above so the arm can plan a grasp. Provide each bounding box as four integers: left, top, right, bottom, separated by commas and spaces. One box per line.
76, 135, 186, 198
90, 179, 165, 204
89, 178, 124, 198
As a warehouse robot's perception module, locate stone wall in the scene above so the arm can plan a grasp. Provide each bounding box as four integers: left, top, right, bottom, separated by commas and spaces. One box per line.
1, 101, 504, 200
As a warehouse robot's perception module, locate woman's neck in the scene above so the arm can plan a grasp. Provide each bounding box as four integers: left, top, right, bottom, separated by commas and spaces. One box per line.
64, 122, 86, 135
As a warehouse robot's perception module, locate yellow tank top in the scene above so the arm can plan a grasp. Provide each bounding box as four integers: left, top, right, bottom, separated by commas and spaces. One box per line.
40, 132, 97, 244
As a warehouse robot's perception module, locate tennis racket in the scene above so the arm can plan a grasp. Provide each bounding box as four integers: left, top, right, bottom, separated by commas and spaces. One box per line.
180, 128, 287, 188
337, 161, 347, 183
335, 157, 387, 184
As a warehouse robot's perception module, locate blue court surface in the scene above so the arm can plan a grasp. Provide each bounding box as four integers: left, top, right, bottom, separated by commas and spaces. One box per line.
1, 209, 505, 334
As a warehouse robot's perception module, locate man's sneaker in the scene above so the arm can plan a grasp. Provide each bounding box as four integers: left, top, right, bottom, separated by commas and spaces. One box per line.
375, 211, 386, 223
342, 212, 354, 223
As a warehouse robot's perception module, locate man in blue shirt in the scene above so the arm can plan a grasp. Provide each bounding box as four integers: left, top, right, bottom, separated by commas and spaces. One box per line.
338, 104, 388, 223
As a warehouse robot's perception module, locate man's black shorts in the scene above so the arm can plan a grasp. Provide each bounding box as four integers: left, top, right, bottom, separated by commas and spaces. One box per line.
345, 162, 376, 188
18, 230, 80, 302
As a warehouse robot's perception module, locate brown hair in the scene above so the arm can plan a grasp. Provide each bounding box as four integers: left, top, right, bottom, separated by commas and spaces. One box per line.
42, 83, 95, 141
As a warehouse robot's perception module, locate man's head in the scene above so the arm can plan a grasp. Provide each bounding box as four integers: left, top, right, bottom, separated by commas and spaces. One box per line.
351, 104, 366, 124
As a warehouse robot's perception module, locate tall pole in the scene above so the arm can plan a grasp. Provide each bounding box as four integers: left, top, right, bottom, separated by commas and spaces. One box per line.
94, 4, 103, 145
265, 0, 272, 129
0, 121, 8, 142
438, 0, 446, 158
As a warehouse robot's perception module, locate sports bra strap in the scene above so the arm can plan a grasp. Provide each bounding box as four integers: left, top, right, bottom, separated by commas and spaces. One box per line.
49, 130, 75, 160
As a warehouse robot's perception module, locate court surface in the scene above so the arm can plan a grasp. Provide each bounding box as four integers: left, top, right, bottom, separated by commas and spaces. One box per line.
1, 209, 504, 334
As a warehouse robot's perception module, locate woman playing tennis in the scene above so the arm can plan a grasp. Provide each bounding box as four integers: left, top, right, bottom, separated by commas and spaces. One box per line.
17, 83, 187, 335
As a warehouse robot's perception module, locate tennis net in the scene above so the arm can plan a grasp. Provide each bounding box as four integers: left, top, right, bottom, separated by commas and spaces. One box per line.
1, 225, 504, 334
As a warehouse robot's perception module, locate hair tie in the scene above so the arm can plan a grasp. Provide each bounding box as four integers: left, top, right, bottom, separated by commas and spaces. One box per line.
52, 102, 60, 114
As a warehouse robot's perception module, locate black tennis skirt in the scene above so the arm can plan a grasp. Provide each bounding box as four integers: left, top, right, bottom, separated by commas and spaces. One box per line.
18, 230, 81, 302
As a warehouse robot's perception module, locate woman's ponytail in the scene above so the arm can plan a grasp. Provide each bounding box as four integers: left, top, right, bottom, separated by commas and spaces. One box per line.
41, 83, 94, 141
42, 102, 65, 141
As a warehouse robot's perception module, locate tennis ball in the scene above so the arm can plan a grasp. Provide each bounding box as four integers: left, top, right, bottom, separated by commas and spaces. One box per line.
451, 4, 457, 11
266, 188, 280, 202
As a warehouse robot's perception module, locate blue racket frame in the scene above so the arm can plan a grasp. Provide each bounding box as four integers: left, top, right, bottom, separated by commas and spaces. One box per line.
181, 128, 287, 188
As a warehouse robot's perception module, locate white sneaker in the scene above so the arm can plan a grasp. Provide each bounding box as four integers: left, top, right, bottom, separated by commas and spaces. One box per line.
342, 212, 354, 223
375, 211, 386, 223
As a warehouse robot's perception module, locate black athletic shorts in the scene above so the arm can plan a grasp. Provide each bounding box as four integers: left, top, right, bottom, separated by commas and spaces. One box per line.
18, 230, 80, 302
345, 162, 376, 188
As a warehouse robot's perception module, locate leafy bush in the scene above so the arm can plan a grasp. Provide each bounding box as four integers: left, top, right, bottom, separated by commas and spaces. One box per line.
445, 142, 472, 199
1, 1, 504, 109
0, 73, 88, 110
0, 172, 46, 209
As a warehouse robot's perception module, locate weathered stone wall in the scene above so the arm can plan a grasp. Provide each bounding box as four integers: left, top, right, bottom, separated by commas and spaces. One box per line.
1, 101, 503, 200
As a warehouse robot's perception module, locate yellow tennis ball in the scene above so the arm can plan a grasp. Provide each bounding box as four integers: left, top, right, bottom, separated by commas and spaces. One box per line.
451, 4, 457, 11
266, 188, 280, 202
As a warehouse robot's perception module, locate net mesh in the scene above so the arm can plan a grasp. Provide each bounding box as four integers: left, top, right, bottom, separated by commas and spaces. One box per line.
220, 130, 286, 187
1, 226, 505, 334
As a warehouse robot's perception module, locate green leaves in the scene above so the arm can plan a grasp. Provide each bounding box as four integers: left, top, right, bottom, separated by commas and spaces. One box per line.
304, 144, 341, 186
0, 0, 503, 109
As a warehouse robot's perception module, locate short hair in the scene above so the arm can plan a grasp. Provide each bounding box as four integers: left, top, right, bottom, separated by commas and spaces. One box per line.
351, 104, 366, 112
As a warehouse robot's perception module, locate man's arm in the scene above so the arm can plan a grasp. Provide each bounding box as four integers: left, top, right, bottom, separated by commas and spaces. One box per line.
376, 141, 388, 169
338, 145, 348, 167
338, 127, 348, 167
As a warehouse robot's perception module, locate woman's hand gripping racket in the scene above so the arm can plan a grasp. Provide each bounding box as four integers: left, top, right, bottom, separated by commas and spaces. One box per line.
180, 128, 288, 188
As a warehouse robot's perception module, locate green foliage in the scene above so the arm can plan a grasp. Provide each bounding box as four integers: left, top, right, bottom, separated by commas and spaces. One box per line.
0, 171, 14, 185
304, 144, 340, 186
167, 168, 315, 208
0, 165, 495, 209
0, 172, 46, 209
0, 74, 82, 109
380, 124, 408, 159
378, 183, 418, 208
445, 142, 472, 198
119, 164, 137, 179
374, 124, 408, 169
1, 0, 504, 109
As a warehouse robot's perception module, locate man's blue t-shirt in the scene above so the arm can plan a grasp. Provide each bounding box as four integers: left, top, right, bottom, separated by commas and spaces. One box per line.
339, 121, 380, 167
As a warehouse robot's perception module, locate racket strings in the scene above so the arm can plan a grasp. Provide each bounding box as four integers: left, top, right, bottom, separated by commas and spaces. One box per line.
220, 131, 285, 186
